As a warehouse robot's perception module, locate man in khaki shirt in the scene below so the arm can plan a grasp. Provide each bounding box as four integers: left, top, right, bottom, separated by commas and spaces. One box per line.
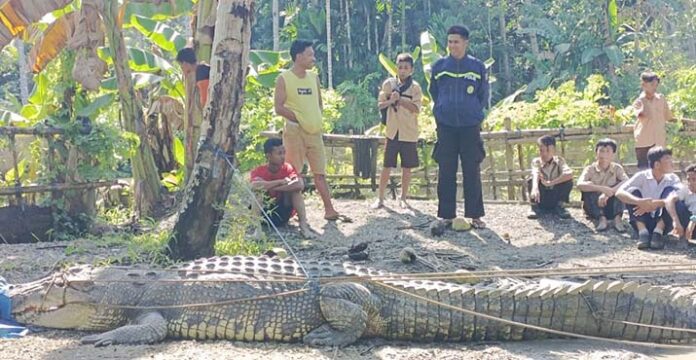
632, 71, 674, 169
371, 53, 422, 209
527, 135, 574, 219
577, 138, 629, 232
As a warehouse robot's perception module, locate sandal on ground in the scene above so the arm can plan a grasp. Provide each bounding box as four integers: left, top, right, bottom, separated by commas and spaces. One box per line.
324, 213, 354, 223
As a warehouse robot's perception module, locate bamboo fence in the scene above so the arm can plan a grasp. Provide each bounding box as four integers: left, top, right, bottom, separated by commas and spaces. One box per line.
261, 121, 696, 201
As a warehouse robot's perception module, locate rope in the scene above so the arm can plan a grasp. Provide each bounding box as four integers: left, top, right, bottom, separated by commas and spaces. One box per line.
370, 281, 696, 349
319, 262, 696, 283
204, 144, 309, 278
578, 290, 696, 335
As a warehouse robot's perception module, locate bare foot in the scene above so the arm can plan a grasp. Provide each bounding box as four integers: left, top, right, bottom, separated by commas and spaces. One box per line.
596, 218, 609, 232
299, 224, 317, 239
398, 198, 410, 209
370, 199, 384, 209
324, 210, 339, 220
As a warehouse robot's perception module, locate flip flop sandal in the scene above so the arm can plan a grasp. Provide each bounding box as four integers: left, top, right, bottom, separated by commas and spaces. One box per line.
471, 219, 486, 229
325, 214, 354, 223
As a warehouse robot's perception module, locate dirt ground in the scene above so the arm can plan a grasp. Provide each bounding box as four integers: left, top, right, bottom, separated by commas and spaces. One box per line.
2, 198, 696, 360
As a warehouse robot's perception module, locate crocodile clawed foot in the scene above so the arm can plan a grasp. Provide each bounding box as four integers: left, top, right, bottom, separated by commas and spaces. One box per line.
81, 333, 116, 347
303, 324, 359, 347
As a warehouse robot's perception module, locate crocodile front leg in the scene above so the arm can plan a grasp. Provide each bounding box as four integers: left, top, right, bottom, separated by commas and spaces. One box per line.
81, 312, 167, 346
304, 283, 380, 347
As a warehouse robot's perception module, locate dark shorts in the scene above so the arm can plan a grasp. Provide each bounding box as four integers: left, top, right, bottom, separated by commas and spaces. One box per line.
635, 146, 653, 170
262, 198, 294, 226
384, 137, 419, 168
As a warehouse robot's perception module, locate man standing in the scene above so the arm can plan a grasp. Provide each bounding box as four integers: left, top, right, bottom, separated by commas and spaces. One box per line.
632, 71, 674, 169
372, 53, 423, 209
429, 25, 489, 229
274, 40, 343, 221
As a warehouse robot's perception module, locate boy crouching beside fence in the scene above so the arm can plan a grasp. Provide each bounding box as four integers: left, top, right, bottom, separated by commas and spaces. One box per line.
527, 135, 574, 219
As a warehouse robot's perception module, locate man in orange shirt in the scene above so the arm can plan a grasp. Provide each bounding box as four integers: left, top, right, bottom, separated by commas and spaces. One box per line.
632, 71, 674, 169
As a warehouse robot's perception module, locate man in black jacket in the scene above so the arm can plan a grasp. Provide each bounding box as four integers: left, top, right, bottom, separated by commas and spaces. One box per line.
429, 25, 489, 229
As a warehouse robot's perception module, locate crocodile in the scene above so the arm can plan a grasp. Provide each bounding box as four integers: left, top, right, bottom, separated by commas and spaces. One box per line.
4, 256, 696, 347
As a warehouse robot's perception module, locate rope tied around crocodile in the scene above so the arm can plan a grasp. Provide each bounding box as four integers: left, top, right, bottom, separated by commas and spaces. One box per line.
370, 280, 696, 350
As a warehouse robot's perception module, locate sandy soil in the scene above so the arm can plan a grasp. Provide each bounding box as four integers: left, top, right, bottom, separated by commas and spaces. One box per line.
2, 198, 696, 360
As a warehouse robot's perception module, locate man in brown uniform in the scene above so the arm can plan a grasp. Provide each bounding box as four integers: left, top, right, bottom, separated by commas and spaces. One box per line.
577, 138, 628, 232
632, 71, 674, 169
372, 53, 423, 209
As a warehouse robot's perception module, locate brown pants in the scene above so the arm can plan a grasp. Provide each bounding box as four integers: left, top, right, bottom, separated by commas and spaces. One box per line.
635, 145, 653, 170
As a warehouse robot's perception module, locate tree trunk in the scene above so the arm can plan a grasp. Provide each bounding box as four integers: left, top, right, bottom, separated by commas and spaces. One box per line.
400, 0, 405, 52
602, 1, 619, 91
345, 0, 352, 69
195, 0, 217, 63
100, 0, 161, 218
499, 7, 512, 95
373, 5, 379, 55
325, 0, 333, 89
486, 8, 493, 109
385, 0, 392, 56
365, 2, 371, 52
272, 0, 280, 51
183, 70, 203, 179
15, 39, 29, 104
168, 0, 254, 261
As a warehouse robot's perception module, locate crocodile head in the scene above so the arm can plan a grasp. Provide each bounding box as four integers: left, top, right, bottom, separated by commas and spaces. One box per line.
8, 266, 107, 330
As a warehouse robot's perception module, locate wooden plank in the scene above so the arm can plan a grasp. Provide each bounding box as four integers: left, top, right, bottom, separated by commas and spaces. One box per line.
0, 181, 117, 196
504, 118, 515, 200
0, 126, 64, 136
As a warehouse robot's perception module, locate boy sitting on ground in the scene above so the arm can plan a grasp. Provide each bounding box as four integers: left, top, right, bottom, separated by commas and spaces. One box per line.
527, 135, 574, 219
665, 164, 696, 246
577, 138, 628, 232
250, 138, 315, 239
616, 147, 681, 250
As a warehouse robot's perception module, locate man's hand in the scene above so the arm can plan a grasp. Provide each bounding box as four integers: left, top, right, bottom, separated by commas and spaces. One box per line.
530, 188, 540, 203
634, 99, 645, 117
672, 220, 685, 239
598, 193, 609, 207
602, 187, 615, 197
390, 91, 400, 103
633, 198, 658, 216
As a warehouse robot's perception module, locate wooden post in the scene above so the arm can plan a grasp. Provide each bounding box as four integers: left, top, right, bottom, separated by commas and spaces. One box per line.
423, 142, 431, 199
8, 134, 22, 206
487, 140, 497, 200
370, 138, 378, 192
503, 118, 515, 200
517, 143, 527, 201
